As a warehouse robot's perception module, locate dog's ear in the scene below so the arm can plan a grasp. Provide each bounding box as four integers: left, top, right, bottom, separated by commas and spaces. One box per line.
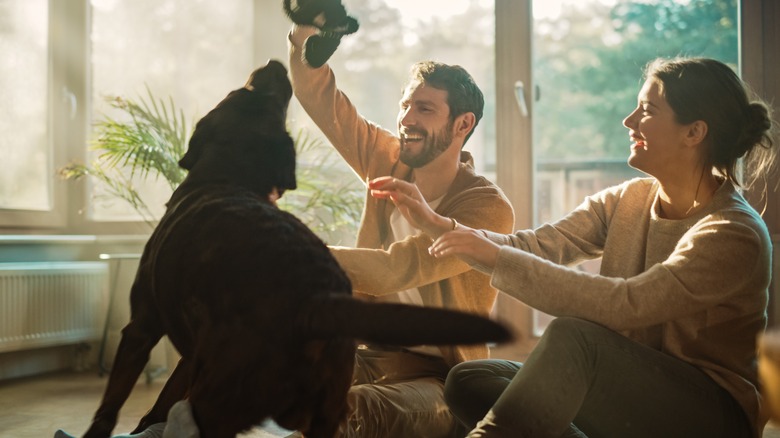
273, 134, 297, 191
257, 134, 296, 192
179, 121, 208, 171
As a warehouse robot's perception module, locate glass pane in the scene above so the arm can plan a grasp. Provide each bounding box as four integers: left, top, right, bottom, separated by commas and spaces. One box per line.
0, 0, 51, 210
290, 0, 497, 181
531, 0, 739, 334
533, 0, 738, 226
89, 0, 254, 221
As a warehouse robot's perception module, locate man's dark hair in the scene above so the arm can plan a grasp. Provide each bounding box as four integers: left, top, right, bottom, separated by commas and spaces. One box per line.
407, 61, 485, 144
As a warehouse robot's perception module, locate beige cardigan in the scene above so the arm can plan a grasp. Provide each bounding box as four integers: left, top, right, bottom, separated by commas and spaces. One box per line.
482, 177, 771, 437
288, 25, 515, 366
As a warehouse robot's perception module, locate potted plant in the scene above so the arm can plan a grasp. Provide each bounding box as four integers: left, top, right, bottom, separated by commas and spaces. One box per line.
60, 89, 363, 244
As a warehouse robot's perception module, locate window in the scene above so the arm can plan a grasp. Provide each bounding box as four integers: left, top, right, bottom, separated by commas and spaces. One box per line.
0, 0, 57, 226
531, 0, 738, 226
499, 0, 740, 341
289, 0, 497, 180
89, 0, 256, 222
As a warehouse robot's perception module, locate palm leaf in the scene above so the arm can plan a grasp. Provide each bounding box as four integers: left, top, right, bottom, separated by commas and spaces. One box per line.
61, 89, 363, 241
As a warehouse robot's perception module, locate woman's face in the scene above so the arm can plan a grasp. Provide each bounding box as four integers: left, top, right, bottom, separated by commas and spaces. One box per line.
623, 78, 692, 179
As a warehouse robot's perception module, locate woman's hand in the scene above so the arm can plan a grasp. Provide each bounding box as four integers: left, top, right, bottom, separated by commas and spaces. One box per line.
429, 227, 501, 269
368, 176, 453, 238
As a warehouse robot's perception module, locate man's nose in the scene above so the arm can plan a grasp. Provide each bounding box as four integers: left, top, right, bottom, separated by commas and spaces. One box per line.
399, 108, 415, 127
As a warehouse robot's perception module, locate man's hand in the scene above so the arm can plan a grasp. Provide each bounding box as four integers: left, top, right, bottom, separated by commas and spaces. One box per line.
369, 176, 453, 238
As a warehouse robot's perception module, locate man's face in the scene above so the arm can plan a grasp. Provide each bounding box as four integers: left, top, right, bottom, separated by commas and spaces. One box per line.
397, 81, 454, 168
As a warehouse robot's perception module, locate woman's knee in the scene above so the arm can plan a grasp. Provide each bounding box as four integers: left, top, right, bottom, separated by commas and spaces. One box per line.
544, 316, 592, 332
540, 316, 609, 345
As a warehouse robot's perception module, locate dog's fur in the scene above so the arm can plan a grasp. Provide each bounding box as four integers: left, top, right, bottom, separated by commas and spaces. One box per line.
77, 61, 510, 438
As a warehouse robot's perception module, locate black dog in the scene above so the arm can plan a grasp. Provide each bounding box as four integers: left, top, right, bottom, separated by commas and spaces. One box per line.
74, 60, 510, 438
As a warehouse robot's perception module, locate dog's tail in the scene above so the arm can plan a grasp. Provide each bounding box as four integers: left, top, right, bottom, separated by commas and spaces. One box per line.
296, 294, 513, 346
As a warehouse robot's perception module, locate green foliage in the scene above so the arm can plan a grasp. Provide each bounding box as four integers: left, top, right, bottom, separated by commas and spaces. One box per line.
59, 90, 188, 227
60, 89, 363, 242
534, 0, 738, 161
277, 128, 364, 241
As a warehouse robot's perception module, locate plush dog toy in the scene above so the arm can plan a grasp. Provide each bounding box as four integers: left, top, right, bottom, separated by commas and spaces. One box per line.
283, 0, 359, 68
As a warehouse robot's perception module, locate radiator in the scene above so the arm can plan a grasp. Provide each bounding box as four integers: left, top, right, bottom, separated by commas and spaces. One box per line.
0, 261, 108, 353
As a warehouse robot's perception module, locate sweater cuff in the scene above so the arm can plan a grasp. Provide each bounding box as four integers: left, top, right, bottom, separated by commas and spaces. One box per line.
288, 24, 320, 50
490, 245, 534, 296
482, 229, 512, 246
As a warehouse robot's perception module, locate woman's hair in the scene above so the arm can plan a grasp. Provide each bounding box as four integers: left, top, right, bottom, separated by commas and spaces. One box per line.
406, 61, 485, 144
645, 57, 777, 190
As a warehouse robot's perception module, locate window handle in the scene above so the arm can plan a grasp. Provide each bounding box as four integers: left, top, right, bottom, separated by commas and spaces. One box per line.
62, 87, 77, 120
514, 81, 529, 117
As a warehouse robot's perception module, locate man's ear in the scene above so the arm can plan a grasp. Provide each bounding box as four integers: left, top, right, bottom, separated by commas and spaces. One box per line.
454, 112, 476, 139
684, 120, 708, 147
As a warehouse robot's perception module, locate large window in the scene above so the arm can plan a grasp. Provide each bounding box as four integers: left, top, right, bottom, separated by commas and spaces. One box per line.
89, 0, 256, 222
88, 0, 497, 240
0, 0, 744, 236
303, 0, 496, 179
526, 0, 739, 336
0, 0, 51, 211
532, 0, 738, 226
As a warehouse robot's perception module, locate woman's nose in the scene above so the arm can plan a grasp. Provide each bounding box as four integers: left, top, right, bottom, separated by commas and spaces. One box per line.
622, 108, 638, 129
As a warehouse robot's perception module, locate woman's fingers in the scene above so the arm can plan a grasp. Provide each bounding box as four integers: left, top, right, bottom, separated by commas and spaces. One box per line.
429, 230, 475, 256
429, 228, 499, 269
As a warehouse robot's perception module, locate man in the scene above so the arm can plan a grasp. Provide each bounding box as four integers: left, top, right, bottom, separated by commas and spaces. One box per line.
287, 23, 515, 438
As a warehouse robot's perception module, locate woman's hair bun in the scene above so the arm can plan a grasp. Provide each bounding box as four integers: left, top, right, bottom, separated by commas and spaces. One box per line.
736, 102, 773, 158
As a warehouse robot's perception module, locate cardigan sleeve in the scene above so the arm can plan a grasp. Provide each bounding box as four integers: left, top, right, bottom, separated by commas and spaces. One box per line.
499, 181, 643, 266
490, 213, 769, 331
288, 25, 398, 181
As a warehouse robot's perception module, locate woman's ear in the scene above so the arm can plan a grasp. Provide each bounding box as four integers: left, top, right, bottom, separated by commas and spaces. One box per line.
684, 120, 708, 146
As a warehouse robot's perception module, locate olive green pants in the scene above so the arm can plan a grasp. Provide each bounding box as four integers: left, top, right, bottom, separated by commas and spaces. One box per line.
445, 317, 752, 438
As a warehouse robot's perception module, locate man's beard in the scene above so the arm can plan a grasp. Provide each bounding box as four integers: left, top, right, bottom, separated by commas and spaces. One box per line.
399, 121, 454, 168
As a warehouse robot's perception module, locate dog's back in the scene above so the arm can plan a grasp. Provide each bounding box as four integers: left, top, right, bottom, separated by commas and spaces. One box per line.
145, 183, 355, 436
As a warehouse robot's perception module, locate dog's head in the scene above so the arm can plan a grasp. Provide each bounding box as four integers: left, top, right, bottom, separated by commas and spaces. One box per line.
179, 60, 296, 198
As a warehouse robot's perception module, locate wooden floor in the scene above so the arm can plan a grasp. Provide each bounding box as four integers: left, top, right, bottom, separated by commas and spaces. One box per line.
0, 370, 293, 438
2, 369, 780, 437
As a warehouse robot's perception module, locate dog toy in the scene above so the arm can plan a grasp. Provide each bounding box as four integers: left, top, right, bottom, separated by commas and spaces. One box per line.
283, 0, 359, 68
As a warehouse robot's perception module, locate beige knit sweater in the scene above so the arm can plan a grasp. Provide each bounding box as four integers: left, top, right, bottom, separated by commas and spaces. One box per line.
288, 26, 515, 367
482, 177, 771, 437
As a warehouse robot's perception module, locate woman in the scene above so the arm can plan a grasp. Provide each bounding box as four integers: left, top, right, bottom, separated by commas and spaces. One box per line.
368, 57, 777, 438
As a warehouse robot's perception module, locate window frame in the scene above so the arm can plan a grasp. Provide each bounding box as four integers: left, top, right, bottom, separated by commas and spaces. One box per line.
0, 1, 775, 245
0, 0, 71, 229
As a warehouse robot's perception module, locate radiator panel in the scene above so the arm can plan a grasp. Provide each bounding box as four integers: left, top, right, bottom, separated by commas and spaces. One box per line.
0, 262, 108, 353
